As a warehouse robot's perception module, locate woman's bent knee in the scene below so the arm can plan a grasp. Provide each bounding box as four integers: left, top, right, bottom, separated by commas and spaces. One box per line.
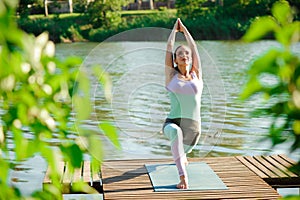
163, 123, 182, 143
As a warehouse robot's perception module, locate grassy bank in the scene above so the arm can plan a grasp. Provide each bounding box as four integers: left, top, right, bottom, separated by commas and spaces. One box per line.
17, 9, 249, 43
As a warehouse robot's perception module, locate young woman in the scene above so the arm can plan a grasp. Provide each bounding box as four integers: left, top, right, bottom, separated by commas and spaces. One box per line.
163, 18, 203, 189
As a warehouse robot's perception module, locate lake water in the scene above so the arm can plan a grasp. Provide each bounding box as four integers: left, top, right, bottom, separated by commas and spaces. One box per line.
55, 40, 300, 160
8, 38, 300, 197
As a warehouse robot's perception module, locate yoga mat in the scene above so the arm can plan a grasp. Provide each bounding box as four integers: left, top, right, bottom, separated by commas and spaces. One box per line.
145, 162, 228, 192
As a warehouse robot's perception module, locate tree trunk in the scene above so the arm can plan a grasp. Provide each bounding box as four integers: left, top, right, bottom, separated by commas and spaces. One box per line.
167, 0, 171, 8
149, 0, 154, 10
68, 0, 73, 13
137, 0, 142, 10
44, 0, 48, 16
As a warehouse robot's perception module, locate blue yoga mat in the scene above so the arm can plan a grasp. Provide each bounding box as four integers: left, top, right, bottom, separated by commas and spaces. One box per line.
145, 162, 228, 192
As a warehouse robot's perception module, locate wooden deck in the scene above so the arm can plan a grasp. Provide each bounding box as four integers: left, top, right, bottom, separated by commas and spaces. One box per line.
43, 161, 102, 193
237, 154, 300, 189
101, 156, 281, 199
43, 155, 300, 199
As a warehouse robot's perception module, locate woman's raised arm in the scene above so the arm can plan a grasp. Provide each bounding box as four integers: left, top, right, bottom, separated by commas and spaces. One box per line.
178, 19, 202, 79
165, 19, 180, 86
165, 19, 179, 69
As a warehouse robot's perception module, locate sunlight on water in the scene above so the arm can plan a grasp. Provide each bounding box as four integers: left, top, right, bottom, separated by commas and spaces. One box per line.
64, 40, 300, 161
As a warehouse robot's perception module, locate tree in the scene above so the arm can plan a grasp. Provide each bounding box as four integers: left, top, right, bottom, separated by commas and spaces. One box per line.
18, 0, 36, 17
0, 0, 119, 199
149, 0, 154, 9
44, 0, 48, 16
86, 0, 132, 28
137, 0, 142, 9
240, 0, 300, 175
68, 0, 73, 13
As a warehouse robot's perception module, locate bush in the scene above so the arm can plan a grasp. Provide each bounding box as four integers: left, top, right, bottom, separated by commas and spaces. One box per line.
240, 1, 300, 178
18, 14, 89, 42
1, 1, 119, 198
89, 11, 177, 42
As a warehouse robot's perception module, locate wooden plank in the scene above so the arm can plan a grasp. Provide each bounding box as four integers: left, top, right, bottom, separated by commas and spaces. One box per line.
90, 161, 102, 191
83, 161, 92, 185
72, 162, 83, 184
43, 160, 104, 193
101, 157, 281, 200
254, 155, 287, 178
63, 163, 73, 184
271, 155, 295, 168
270, 155, 298, 177
263, 155, 296, 178
237, 155, 300, 188
243, 156, 278, 178
43, 161, 65, 184
236, 156, 268, 178
43, 164, 51, 184
90, 161, 101, 184
279, 154, 297, 165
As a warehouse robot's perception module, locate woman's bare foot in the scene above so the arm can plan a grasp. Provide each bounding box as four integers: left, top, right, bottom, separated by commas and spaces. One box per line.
177, 175, 188, 189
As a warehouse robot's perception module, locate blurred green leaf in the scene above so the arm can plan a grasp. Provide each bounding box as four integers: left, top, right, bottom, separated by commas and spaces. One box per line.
281, 194, 300, 200
93, 65, 112, 101
73, 71, 91, 121
99, 121, 120, 149
249, 49, 280, 75
242, 16, 279, 42
13, 130, 29, 161
269, 122, 287, 145
240, 0, 300, 176
63, 56, 82, 69
71, 181, 99, 194
87, 134, 104, 163
91, 156, 101, 180
293, 120, 300, 135
240, 77, 263, 100
272, 0, 292, 26
60, 143, 83, 168
275, 22, 300, 47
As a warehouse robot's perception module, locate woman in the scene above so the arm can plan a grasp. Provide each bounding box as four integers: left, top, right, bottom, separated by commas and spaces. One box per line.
163, 18, 203, 189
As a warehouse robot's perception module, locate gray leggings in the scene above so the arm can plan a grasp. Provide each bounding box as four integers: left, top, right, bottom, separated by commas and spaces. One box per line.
163, 118, 201, 153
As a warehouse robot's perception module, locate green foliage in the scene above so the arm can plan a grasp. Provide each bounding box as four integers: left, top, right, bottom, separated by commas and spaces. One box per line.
89, 11, 177, 42
0, 0, 120, 199
18, 14, 90, 42
17, 0, 300, 42
240, 0, 300, 172
18, 0, 36, 17
85, 0, 132, 29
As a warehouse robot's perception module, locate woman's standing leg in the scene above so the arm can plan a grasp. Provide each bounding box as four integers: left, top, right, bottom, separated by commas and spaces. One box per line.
163, 123, 189, 189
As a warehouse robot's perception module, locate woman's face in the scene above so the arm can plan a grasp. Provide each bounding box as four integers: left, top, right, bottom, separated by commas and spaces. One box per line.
175, 46, 192, 67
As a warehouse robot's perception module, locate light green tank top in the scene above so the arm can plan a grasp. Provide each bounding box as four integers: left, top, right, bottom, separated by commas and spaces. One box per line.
166, 71, 202, 121
168, 92, 201, 121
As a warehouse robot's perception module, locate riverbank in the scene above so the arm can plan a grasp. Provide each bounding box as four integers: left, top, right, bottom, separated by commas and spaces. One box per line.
17, 9, 249, 43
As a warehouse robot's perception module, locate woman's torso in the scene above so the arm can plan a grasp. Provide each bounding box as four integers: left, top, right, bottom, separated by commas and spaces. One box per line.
166, 71, 203, 121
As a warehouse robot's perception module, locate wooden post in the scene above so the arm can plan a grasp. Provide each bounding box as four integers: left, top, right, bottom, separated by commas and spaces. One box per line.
149, 0, 154, 10
68, 0, 73, 13
137, 0, 142, 10
44, 0, 48, 16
